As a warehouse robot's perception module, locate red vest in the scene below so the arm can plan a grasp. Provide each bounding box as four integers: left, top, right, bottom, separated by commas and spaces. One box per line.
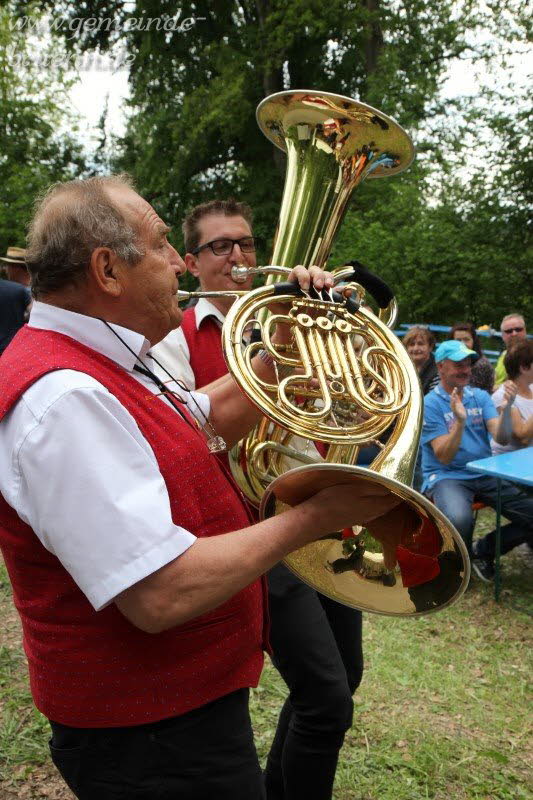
0, 326, 265, 727
181, 307, 228, 388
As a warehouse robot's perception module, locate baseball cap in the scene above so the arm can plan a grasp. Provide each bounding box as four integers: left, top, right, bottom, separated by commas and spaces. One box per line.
434, 339, 479, 364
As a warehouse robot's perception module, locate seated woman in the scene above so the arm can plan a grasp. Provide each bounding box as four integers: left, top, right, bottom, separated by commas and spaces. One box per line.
450, 321, 494, 392
402, 326, 438, 491
403, 326, 439, 394
491, 340, 533, 455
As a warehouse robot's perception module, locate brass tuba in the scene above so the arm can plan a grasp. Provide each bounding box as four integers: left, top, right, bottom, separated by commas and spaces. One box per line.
179, 90, 470, 616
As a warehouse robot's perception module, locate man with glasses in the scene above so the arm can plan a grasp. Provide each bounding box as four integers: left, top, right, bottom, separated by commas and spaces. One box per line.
494, 313, 528, 387
152, 199, 364, 800
152, 199, 258, 387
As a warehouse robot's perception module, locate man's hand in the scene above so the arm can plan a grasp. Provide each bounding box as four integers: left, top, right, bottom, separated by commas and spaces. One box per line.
288, 265, 335, 293
307, 480, 402, 532
450, 387, 467, 423
300, 481, 407, 570
269, 265, 335, 345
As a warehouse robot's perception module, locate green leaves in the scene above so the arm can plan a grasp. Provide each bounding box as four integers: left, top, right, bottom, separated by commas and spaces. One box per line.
0, 3, 85, 256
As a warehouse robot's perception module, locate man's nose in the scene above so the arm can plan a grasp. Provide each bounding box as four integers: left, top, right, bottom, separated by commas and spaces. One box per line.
229, 241, 245, 262
173, 251, 186, 275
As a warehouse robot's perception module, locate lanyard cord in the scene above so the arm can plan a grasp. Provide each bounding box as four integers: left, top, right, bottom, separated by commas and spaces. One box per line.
98, 319, 226, 451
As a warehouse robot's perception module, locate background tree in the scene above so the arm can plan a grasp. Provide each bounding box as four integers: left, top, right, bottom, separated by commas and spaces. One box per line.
0, 2, 85, 260
6, 0, 531, 325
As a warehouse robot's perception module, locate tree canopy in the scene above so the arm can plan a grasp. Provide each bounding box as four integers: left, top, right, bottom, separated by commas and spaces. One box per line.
4, 0, 531, 325
0, 3, 85, 259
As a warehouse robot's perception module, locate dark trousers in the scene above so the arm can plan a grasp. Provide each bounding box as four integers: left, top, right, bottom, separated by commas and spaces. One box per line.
264, 563, 364, 800
49, 688, 265, 800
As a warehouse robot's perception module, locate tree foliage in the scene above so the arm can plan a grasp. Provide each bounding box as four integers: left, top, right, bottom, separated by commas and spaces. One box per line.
0, 2, 85, 258
5, 0, 532, 324
21, 1, 481, 224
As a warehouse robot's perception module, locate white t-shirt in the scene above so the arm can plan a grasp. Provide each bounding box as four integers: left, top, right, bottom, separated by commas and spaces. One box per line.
151, 299, 225, 390
491, 383, 533, 454
0, 302, 212, 611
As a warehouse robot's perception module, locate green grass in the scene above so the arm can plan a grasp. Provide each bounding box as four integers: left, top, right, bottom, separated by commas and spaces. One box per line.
1, 508, 532, 798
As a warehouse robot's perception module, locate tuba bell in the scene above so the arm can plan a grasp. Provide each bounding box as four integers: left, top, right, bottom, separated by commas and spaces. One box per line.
180, 90, 470, 616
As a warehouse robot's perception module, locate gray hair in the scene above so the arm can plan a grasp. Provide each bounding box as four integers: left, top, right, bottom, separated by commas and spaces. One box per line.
500, 312, 525, 331
26, 174, 145, 298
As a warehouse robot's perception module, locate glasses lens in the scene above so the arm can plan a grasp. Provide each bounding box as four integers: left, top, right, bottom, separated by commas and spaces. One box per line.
210, 239, 233, 255
239, 237, 257, 252
503, 327, 524, 334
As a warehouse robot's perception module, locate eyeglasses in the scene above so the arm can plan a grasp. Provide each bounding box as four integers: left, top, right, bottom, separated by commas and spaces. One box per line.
502, 326, 525, 335
191, 236, 263, 256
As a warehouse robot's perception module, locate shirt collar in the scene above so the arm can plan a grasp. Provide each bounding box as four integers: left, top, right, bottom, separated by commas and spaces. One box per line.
28, 301, 152, 372
435, 383, 474, 401
194, 297, 226, 329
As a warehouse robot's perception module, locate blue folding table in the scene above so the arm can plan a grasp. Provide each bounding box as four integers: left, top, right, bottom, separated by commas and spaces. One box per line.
466, 448, 533, 600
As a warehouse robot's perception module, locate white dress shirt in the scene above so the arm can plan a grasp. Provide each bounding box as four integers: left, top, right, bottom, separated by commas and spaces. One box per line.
151, 298, 226, 390
0, 302, 212, 611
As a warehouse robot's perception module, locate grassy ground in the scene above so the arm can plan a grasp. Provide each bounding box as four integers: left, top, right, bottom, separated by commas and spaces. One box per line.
0, 507, 531, 799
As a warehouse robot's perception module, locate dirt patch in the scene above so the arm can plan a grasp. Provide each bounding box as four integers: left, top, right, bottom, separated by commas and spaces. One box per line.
1, 764, 75, 799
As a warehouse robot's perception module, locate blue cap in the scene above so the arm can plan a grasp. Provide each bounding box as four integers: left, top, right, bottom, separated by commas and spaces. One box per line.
434, 339, 479, 364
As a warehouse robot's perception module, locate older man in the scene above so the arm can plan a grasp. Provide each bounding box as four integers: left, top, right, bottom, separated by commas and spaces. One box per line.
494, 312, 528, 387
152, 199, 364, 800
0, 176, 401, 800
0, 245, 31, 286
421, 339, 533, 582
0, 246, 32, 354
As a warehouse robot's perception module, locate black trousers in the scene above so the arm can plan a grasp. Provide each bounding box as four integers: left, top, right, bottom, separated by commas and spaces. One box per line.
264, 563, 364, 800
49, 688, 265, 800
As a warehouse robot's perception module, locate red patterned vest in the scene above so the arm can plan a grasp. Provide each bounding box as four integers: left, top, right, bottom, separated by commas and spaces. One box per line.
180, 307, 228, 388
0, 326, 265, 727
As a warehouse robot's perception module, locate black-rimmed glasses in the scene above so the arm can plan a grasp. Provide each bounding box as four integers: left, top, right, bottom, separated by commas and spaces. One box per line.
191, 236, 263, 256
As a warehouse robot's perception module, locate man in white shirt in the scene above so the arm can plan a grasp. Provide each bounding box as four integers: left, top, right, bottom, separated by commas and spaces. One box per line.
0, 175, 401, 800
152, 200, 366, 800
152, 198, 257, 387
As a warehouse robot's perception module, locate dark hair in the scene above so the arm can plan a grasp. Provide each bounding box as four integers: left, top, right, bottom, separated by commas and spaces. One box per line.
403, 326, 435, 350
26, 174, 144, 298
182, 199, 253, 253
450, 321, 483, 357
503, 340, 533, 380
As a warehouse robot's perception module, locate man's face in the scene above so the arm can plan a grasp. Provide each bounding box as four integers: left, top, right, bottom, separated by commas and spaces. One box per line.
501, 316, 527, 348
107, 186, 186, 344
437, 357, 472, 392
186, 214, 256, 293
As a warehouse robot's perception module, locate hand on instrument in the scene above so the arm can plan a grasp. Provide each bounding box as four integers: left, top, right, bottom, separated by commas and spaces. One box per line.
288, 265, 335, 293
269, 265, 335, 346
309, 480, 403, 539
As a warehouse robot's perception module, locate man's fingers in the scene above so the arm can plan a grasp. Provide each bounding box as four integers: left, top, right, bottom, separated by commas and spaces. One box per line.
288, 265, 335, 292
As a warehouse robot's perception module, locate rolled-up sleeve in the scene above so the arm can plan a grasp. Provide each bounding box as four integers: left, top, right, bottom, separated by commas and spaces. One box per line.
8, 375, 196, 611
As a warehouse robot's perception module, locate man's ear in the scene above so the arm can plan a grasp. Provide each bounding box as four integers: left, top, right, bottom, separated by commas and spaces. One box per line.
89, 247, 124, 297
185, 252, 200, 278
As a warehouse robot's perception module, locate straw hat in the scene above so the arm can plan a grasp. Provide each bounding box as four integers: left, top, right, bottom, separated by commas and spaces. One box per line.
0, 246, 26, 265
